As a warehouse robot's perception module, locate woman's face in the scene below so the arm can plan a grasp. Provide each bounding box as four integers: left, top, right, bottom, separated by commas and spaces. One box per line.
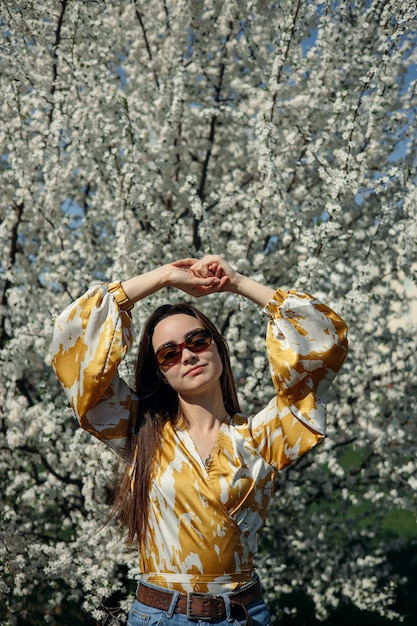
152, 313, 223, 398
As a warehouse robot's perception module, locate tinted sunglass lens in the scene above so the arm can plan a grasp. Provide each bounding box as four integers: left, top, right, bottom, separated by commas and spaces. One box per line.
156, 347, 181, 366
156, 330, 212, 366
187, 330, 212, 351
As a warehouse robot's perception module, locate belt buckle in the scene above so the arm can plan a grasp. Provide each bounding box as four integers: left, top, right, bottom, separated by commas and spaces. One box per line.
186, 591, 222, 621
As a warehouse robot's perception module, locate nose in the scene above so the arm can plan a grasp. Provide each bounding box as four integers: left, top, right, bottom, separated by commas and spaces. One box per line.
181, 347, 198, 363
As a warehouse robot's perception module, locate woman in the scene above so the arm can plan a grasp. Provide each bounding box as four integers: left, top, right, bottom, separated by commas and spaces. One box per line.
51, 255, 348, 626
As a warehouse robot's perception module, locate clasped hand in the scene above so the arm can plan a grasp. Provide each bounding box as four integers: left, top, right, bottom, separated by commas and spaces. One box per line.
170, 255, 239, 298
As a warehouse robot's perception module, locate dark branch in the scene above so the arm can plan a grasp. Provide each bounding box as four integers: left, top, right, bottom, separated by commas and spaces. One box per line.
134, 3, 160, 89
0, 202, 24, 349
193, 24, 233, 249
48, 0, 69, 126
269, 0, 302, 122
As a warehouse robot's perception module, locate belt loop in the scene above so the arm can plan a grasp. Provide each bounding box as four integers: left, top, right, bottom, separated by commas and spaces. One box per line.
230, 599, 253, 626
221, 594, 234, 622
166, 590, 180, 618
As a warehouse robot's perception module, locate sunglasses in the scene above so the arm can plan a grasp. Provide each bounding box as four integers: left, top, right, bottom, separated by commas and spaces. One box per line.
155, 329, 213, 367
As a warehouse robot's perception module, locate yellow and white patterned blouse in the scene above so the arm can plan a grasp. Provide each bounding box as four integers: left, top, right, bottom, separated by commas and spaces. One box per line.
51, 283, 348, 594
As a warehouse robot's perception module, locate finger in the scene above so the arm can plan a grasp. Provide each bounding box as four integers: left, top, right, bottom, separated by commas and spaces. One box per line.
217, 275, 230, 289
198, 275, 227, 291
212, 263, 225, 278
172, 258, 199, 267
179, 280, 220, 298
181, 272, 220, 286
189, 262, 214, 278
192, 283, 222, 297
204, 261, 224, 279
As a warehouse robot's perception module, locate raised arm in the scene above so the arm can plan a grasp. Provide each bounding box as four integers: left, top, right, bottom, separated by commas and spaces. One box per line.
175, 255, 348, 469
121, 262, 223, 303
51, 263, 224, 454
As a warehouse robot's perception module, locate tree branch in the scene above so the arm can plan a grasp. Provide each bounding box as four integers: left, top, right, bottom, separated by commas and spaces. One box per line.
134, 3, 160, 89
18, 444, 83, 489
193, 24, 233, 249
269, 0, 302, 122
0, 202, 24, 349
48, 0, 69, 127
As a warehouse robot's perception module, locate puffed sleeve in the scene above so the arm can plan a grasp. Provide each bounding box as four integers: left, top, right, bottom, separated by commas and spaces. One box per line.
51, 282, 137, 456
249, 289, 348, 470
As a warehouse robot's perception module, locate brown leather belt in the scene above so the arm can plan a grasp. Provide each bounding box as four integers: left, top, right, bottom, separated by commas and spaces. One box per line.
137, 577, 262, 624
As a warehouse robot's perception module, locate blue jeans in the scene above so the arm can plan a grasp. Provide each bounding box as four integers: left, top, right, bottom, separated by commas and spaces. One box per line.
127, 592, 271, 626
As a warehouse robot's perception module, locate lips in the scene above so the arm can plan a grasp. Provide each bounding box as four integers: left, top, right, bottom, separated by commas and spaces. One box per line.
184, 364, 206, 376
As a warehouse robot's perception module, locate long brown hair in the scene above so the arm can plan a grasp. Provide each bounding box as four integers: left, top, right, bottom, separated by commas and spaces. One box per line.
111, 303, 241, 545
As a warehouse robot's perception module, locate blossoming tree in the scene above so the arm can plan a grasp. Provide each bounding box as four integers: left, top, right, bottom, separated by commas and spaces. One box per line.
1, 0, 416, 624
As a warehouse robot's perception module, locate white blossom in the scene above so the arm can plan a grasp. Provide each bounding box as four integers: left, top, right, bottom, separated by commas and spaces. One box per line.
1, 0, 417, 623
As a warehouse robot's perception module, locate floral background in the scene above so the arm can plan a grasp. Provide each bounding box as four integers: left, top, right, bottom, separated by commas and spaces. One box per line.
1, 1, 416, 624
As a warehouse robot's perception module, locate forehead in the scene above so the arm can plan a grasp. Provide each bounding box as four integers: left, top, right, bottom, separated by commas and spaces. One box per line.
152, 313, 204, 347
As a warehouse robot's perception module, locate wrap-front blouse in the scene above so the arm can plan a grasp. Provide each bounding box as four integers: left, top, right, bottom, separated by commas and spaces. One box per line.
51, 283, 348, 594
